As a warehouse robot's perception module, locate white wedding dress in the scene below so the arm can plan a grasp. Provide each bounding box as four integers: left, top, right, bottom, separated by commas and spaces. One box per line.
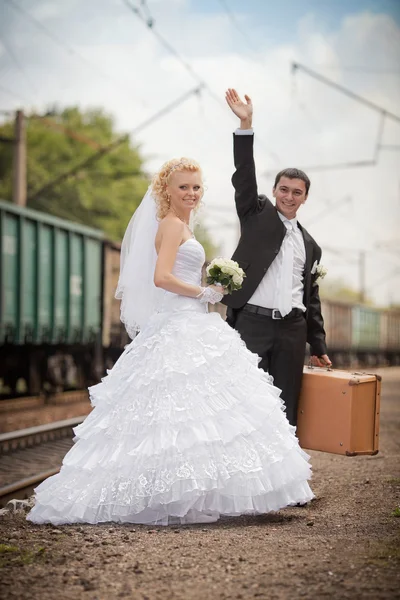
27, 238, 314, 526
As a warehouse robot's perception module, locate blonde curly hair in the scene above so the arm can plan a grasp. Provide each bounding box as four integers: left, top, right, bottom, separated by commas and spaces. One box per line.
152, 157, 203, 220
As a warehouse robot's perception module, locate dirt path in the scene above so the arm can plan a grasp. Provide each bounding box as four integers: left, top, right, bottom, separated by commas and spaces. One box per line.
1, 368, 399, 600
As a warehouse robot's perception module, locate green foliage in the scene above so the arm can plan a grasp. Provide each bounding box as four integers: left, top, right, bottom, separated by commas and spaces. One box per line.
0, 544, 19, 553
194, 223, 218, 262
0, 107, 149, 240
387, 477, 400, 485
0, 543, 47, 568
0, 108, 218, 252
319, 278, 373, 305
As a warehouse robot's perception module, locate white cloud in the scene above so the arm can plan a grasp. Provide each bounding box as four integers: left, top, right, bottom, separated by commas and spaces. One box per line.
1, 5, 400, 304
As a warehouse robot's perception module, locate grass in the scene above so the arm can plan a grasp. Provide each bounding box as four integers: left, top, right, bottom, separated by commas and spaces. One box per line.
0, 544, 19, 554
392, 506, 400, 518
386, 477, 400, 485
0, 543, 46, 568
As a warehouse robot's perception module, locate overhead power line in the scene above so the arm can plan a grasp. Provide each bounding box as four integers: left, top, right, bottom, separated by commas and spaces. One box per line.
380, 145, 400, 151
0, 33, 39, 98
217, 0, 259, 54
264, 159, 376, 177
375, 239, 400, 254
369, 267, 400, 290
303, 196, 352, 227
122, 0, 280, 165
122, 0, 222, 108
0, 83, 29, 103
217, 1, 325, 163
138, 0, 154, 26
314, 66, 400, 75
27, 85, 204, 202
263, 63, 400, 176
31, 115, 103, 150
4, 0, 147, 105
292, 62, 400, 125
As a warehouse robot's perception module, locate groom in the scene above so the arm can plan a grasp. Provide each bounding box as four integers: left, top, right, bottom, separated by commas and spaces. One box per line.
223, 89, 331, 427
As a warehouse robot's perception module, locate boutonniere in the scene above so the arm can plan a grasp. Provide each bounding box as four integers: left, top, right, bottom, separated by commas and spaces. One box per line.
311, 260, 327, 285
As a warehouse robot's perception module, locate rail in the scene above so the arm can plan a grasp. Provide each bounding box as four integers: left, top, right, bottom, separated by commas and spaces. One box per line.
0, 416, 85, 455
0, 469, 60, 507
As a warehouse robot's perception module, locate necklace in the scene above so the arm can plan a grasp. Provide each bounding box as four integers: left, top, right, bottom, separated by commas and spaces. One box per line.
169, 207, 193, 233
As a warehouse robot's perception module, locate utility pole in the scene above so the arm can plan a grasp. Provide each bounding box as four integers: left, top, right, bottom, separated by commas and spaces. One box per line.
12, 110, 27, 206
323, 246, 367, 303
359, 250, 366, 304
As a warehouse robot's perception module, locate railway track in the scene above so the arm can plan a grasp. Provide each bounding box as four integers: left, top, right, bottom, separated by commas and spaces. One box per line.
0, 416, 84, 508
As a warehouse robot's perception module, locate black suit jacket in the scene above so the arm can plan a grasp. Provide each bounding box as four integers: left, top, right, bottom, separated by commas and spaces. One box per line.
222, 134, 327, 357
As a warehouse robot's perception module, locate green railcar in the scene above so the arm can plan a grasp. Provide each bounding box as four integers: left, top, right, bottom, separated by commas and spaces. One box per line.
0, 200, 104, 346
351, 305, 381, 351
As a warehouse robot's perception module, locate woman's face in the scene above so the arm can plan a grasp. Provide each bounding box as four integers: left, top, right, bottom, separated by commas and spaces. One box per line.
167, 170, 203, 214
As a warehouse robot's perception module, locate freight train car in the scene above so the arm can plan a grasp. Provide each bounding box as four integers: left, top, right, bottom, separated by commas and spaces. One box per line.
380, 309, 400, 364
0, 200, 104, 396
317, 300, 352, 367
351, 305, 383, 365
102, 239, 130, 368
1, 200, 399, 398
209, 298, 400, 367
320, 300, 400, 366
203, 273, 400, 367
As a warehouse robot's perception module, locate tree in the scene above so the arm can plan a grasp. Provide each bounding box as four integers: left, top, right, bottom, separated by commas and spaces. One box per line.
0, 107, 148, 240
193, 222, 220, 261
0, 107, 217, 257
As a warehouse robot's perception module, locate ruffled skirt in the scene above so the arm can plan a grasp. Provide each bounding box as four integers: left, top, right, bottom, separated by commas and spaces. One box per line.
27, 309, 314, 526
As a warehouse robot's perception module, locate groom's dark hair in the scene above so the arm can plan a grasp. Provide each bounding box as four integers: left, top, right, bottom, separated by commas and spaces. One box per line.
274, 168, 310, 195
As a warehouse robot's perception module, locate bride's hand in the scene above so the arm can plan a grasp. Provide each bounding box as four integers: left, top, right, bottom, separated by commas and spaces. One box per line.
209, 284, 228, 296
197, 285, 225, 304
225, 88, 253, 123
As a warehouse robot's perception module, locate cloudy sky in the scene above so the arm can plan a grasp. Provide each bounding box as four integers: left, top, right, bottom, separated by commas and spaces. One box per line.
1, 0, 400, 305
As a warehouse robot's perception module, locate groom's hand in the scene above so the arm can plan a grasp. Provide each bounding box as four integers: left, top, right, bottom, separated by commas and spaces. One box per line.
225, 88, 253, 129
310, 354, 332, 368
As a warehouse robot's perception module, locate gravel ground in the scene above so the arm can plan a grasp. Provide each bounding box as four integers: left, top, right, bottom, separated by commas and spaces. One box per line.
1, 367, 399, 600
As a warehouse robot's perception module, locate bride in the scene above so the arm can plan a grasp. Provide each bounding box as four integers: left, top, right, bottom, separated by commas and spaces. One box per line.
27, 158, 314, 526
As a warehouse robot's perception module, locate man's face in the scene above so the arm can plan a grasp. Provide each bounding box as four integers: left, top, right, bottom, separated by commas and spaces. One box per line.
273, 176, 307, 220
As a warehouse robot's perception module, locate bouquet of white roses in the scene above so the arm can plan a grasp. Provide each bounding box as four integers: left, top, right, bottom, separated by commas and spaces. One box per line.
206, 258, 246, 294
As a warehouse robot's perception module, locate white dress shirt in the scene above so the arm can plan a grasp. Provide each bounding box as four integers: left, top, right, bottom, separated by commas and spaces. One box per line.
235, 128, 254, 135
247, 212, 306, 312
234, 129, 306, 312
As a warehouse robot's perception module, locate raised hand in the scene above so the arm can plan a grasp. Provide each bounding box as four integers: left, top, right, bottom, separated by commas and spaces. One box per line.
225, 88, 253, 126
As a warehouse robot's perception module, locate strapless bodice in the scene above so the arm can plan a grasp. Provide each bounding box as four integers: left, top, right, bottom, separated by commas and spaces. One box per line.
157, 238, 207, 315
171, 238, 205, 285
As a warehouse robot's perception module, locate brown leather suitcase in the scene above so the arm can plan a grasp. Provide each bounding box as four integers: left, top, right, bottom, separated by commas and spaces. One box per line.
297, 367, 381, 456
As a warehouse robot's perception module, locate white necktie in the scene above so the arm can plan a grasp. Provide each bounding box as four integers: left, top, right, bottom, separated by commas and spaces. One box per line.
277, 221, 294, 316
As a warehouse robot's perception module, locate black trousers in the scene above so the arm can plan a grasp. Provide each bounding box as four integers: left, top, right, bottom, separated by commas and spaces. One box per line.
229, 308, 307, 427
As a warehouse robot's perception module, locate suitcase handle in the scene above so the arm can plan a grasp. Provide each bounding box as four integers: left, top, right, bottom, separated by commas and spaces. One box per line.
307, 360, 333, 372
